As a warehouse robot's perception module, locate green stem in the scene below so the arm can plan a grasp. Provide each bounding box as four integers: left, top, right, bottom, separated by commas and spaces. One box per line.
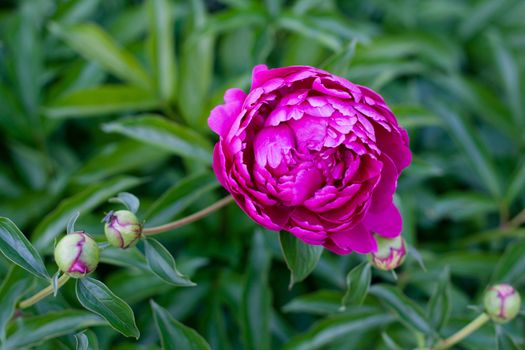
142, 196, 234, 235
434, 313, 490, 349
507, 208, 525, 229
19, 274, 71, 309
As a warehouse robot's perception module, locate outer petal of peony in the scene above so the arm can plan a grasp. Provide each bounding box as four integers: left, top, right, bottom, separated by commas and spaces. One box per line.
363, 203, 403, 238
208, 88, 246, 137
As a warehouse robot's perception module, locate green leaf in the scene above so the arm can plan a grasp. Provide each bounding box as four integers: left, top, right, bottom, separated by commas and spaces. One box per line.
369, 284, 433, 334
4, 310, 105, 349
279, 231, 323, 289
143, 238, 196, 287
9, 2, 42, 122
74, 332, 89, 350
426, 267, 451, 331
81, 329, 99, 350
0, 217, 50, 280
459, 0, 515, 39
277, 13, 343, 51
340, 261, 371, 310
432, 104, 501, 199
178, 4, 215, 128
52, 271, 60, 297
505, 159, 525, 205
282, 290, 342, 315
108, 192, 140, 213
354, 32, 459, 71
145, 172, 219, 226
32, 176, 141, 252
435, 76, 517, 140
100, 246, 149, 271
147, 0, 177, 100
102, 115, 212, 164
150, 300, 211, 350
496, 327, 520, 350
430, 252, 499, 278
76, 277, 140, 338
488, 31, 524, 128
390, 104, 442, 130
491, 238, 525, 286
106, 270, 172, 304
49, 22, 151, 88
0, 266, 33, 342
381, 332, 403, 350
67, 211, 80, 234
241, 231, 272, 350
426, 192, 498, 221
73, 140, 169, 184
283, 308, 395, 350
44, 85, 159, 118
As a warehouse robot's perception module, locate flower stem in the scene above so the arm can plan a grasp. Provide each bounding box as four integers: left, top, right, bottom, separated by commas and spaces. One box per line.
434, 313, 490, 349
142, 195, 234, 235
507, 208, 525, 229
19, 274, 71, 309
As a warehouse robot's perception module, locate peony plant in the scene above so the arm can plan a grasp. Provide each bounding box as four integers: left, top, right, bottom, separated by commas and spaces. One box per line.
1, 1, 525, 349
1, 64, 522, 350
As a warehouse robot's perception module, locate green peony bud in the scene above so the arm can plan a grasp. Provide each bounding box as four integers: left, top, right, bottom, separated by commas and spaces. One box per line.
368, 235, 406, 271
483, 284, 521, 323
54, 232, 100, 278
103, 210, 142, 249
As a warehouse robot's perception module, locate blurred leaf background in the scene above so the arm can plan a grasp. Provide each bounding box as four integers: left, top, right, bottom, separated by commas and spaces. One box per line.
1, 0, 525, 349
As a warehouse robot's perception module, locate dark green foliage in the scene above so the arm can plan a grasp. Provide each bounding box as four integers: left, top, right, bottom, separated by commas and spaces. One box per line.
0, 0, 525, 349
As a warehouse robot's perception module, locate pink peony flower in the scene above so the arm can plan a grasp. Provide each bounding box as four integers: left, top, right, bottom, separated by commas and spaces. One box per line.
209, 65, 411, 254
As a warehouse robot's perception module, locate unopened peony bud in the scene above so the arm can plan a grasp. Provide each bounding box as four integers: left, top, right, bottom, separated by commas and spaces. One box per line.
54, 232, 99, 278
484, 284, 521, 323
103, 210, 142, 249
368, 235, 406, 271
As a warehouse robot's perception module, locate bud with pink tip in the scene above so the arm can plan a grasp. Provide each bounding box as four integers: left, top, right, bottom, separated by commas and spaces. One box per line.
54, 232, 99, 278
484, 284, 521, 323
368, 235, 407, 271
103, 210, 142, 249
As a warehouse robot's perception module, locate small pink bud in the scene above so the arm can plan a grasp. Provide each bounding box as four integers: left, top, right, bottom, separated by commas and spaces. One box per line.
368, 235, 406, 271
103, 210, 142, 249
484, 284, 521, 323
54, 232, 99, 278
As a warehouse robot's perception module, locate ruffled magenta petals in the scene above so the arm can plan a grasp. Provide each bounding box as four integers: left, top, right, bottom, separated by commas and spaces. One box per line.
208, 65, 411, 255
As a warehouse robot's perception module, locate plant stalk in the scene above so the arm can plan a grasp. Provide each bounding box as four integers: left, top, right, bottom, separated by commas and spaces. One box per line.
433, 313, 490, 349
19, 274, 71, 309
507, 208, 525, 229
142, 195, 234, 235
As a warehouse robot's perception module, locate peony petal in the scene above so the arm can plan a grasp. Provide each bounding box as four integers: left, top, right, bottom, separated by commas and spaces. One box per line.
212, 144, 229, 191
251, 65, 313, 89
323, 239, 352, 255
208, 88, 246, 137
328, 223, 377, 254
370, 155, 397, 213
277, 166, 324, 206
374, 125, 412, 172
254, 124, 296, 168
363, 203, 402, 238
312, 77, 351, 99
